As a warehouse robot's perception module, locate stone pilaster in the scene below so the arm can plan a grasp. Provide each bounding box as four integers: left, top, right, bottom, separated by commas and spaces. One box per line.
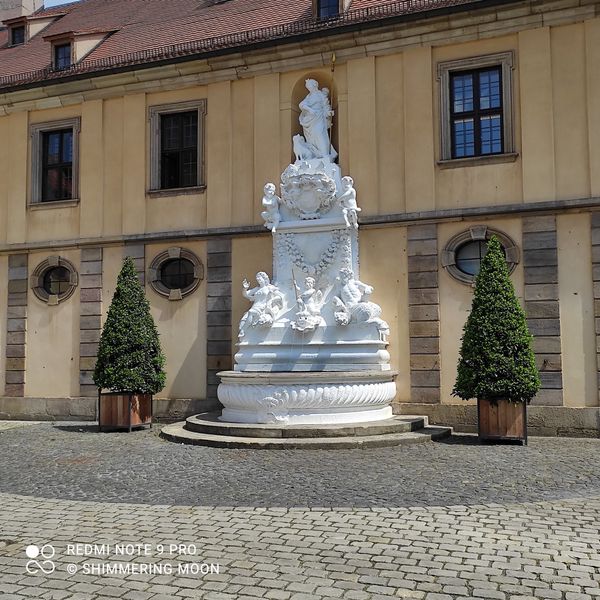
79, 248, 103, 398
407, 224, 440, 404
206, 239, 232, 405
523, 216, 563, 406
591, 212, 600, 403
5, 254, 28, 397
123, 243, 145, 284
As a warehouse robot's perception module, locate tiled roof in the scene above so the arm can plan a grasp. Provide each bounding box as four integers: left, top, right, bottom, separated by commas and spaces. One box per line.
0, 0, 484, 92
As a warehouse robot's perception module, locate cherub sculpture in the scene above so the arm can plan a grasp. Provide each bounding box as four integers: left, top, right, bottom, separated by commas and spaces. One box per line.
338, 176, 361, 229
292, 276, 324, 332
238, 272, 284, 339
333, 268, 389, 341
260, 183, 281, 232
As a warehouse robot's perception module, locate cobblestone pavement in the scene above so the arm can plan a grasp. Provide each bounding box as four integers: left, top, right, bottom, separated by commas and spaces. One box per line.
1, 424, 600, 599
1, 424, 600, 507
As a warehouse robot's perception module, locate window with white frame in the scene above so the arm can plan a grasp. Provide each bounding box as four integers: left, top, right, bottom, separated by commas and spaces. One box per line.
437, 52, 515, 163
30, 118, 81, 205
149, 100, 206, 193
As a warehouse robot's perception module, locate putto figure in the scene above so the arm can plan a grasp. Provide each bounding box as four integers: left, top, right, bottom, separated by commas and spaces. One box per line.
292, 276, 324, 332
238, 272, 284, 338
297, 79, 337, 161
260, 183, 281, 232
333, 268, 389, 341
338, 176, 361, 229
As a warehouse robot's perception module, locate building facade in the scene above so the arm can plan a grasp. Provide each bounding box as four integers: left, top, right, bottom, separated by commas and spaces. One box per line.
0, 0, 599, 435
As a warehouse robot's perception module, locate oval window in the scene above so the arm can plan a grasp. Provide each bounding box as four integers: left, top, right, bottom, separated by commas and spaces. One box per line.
159, 258, 195, 291
442, 227, 518, 285
455, 239, 507, 277
149, 248, 203, 300
31, 256, 78, 304
42, 266, 72, 295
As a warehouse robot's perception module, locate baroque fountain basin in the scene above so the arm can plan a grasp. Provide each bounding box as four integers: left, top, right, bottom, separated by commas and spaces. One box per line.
218, 371, 397, 425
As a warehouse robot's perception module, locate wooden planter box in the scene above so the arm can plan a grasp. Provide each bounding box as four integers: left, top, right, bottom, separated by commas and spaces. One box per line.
98, 392, 153, 432
478, 398, 527, 444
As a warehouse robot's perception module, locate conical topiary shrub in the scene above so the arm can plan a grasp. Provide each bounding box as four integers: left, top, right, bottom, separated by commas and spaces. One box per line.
453, 236, 540, 405
94, 257, 166, 395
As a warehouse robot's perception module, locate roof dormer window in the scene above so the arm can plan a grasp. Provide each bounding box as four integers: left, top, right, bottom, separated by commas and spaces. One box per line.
10, 25, 26, 46
53, 42, 72, 70
313, 0, 352, 19
316, 0, 339, 18
4, 17, 28, 46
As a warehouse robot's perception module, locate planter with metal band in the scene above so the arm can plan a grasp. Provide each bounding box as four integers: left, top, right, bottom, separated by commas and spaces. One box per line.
98, 392, 153, 432
477, 398, 527, 444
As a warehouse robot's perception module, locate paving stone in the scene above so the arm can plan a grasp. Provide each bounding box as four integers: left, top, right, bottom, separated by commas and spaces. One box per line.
0, 427, 599, 600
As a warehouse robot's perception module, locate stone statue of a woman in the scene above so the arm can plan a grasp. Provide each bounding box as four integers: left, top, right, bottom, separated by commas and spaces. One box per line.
298, 79, 337, 161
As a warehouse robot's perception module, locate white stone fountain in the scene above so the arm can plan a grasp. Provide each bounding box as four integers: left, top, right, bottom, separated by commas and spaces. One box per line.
217, 79, 397, 425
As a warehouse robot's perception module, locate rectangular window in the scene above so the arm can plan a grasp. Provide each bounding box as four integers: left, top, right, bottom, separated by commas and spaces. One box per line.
30, 118, 80, 206
10, 26, 25, 46
41, 129, 73, 202
160, 111, 198, 189
437, 52, 515, 164
317, 0, 339, 18
149, 100, 206, 194
450, 67, 503, 159
54, 43, 72, 70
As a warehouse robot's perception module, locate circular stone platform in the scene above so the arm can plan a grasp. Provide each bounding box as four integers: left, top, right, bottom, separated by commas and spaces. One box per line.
160, 411, 452, 449
217, 370, 397, 425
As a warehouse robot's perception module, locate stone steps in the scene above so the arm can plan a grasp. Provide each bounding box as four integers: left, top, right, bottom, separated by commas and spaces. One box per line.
184, 412, 423, 438
160, 413, 452, 449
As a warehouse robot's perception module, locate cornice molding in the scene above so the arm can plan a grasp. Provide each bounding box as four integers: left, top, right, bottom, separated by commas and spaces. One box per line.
1, 195, 599, 255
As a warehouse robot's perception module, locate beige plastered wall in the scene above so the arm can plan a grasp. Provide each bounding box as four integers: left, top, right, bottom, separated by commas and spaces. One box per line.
25, 249, 80, 398
360, 227, 410, 400
100, 245, 122, 316
432, 35, 523, 210
101, 242, 208, 401
146, 241, 208, 401
231, 235, 272, 357
0, 20, 598, 243
0, 16, 599, 403
438, 218, 524, 406
439, 216, 600, 409
0, 255, 6, 396
557, 213, 597, 408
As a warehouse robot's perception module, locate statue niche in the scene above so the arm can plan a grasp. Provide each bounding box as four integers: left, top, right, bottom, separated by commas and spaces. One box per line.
290, 74, 338, 164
